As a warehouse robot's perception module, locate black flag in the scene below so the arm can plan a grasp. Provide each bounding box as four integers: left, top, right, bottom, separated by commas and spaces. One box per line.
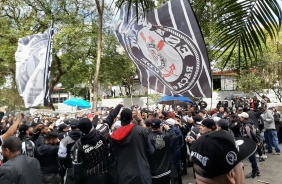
116, 0, 212, 97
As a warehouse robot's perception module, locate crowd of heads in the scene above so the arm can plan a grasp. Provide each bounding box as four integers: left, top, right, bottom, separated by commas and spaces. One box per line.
0, 93, 279, 184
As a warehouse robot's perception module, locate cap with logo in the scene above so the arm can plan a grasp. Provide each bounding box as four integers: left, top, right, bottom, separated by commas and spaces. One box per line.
191, 130, 257, 178
193, 115, 203, 125
151, 119, 161, 128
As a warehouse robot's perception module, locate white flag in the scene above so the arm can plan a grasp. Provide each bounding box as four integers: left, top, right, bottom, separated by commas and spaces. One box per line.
15, 28, 53, 108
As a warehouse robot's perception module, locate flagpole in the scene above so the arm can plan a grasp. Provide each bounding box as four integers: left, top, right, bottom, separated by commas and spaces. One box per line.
47, 21, 55, 111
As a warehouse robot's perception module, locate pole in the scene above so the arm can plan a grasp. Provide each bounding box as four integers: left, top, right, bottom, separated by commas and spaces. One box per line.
147, 88, 149, 109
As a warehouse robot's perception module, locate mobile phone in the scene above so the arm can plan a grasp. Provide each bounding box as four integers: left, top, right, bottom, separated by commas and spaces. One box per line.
34, 117, 40, 123
187, 136, 193, 139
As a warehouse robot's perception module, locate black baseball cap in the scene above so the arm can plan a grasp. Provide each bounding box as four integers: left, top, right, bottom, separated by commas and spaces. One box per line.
151, 119, 161, 128
19, 124, 29, 135
70, 119, 79, 129
77, 118, 92, 134
120, 108, 132, 125
193, 115, 203, 124
217, 119, 229, 130
191, 131, 257, 178
58, 123, 69, 132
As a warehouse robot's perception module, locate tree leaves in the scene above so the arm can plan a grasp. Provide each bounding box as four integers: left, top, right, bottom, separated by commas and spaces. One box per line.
115, 0, 155, 21
212, 0, 282, 68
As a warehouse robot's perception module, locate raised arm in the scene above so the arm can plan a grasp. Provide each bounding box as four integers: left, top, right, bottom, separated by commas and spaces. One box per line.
103, 104, 123, 127
2, 113, 23, 140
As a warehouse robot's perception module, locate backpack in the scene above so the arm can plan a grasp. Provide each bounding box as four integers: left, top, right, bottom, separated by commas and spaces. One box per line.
22, 139, 35, 157
240, 122, 259, 143
96, 123, 110, 142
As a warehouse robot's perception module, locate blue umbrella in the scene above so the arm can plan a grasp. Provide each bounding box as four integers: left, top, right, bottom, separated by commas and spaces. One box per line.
158, 95, 192, 105
63, 98, 91, 109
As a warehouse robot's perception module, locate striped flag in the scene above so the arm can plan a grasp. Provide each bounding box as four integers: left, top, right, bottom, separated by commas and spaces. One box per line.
15, 28, 54, 108
116, 0, 212, 97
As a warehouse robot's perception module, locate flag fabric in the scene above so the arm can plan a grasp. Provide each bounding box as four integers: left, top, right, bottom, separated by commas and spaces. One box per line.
115, 0, 212, 97
15, 28, 54, 108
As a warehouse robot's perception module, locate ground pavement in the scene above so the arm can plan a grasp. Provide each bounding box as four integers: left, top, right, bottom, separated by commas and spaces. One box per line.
183, 144, 282, 184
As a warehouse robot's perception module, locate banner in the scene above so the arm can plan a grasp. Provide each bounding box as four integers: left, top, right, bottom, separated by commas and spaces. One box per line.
116, 0, 212, 97
15, 28, 53, 108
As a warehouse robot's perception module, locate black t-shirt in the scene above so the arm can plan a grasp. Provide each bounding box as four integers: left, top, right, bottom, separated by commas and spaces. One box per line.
148, 130, 172, 176
198, 101, 207, 109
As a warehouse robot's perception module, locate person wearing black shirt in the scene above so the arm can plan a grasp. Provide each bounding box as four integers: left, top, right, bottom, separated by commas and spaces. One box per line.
228, 114, 242, 138
148, 119, 173, 184
58, 120, 81, 184
58, 123, 70, 140
198, 99, 207, 110
253, 96, 260, 109
36, 132, 60, 184
0, 136, 41, 184
34, 125, 50, 149
19, 124, 35, 157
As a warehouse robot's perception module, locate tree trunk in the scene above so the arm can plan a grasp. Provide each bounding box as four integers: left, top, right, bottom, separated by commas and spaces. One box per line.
92, 0, 104, 112
12, 73, 16, 111
119, 86, 123, 96
130, 85, 133, 106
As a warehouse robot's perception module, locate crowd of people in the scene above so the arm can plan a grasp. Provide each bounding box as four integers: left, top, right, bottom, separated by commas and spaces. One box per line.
0, 97, 281, 184
212, 95, 271, 111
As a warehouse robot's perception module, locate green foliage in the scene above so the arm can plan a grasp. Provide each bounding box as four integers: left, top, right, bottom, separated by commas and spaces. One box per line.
0, 0, 136, 102
149, 94, 162, 104
1, 0, 281, 107
0, 0, 100, 100
212, 0, 281, 68
0, 88, 23, 111
157, 0, 168, 7
237, 30, 282, 101
99, 35, 136, 86
116, 0, 155, 20
236, 72, 263, 93
0, 18, 19, 86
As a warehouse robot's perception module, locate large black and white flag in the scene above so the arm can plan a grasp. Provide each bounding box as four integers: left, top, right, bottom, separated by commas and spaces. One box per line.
116, 0, 212, 97
15, 28, 54, 108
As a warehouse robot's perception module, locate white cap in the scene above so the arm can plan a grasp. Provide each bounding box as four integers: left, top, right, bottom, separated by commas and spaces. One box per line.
267, 105, 276, 109
213, 117, 221, 123
238, 112, 249, 119
166, 118, 175, 126
113, 120, 121, 129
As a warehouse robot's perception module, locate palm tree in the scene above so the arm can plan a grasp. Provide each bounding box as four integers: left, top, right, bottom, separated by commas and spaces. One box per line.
115, 0, 282, 69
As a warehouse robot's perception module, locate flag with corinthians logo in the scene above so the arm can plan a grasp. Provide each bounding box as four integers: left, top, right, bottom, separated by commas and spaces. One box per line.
15, 28, 54, 108
116, 0, 212, 97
